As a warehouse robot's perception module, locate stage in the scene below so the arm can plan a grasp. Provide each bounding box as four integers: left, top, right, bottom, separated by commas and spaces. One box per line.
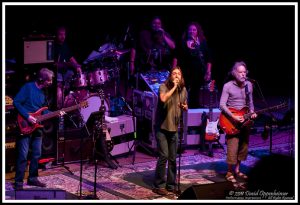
4, 125, 295, 201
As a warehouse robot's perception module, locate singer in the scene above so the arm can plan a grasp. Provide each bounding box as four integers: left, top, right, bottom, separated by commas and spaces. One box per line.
219, 61, 257, 183
176, 21, 213, 108
152, 66, 188, 195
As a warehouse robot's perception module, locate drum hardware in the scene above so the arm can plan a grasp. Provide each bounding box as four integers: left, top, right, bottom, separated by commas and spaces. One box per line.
71, 73, 89, 88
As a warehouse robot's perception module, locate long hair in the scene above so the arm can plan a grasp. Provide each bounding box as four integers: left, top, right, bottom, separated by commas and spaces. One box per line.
182, 21, 206, 42
164, 66, 185, 91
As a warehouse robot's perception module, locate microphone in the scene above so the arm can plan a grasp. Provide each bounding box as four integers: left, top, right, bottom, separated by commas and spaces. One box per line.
69, 91, 79, 105
246, 77, 256, 83
177, 85, 181, 92
124, 25, 130, 42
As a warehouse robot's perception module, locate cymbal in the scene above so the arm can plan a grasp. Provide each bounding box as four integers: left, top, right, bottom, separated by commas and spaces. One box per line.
114, 49, 130, 55
5, 69, 15, 74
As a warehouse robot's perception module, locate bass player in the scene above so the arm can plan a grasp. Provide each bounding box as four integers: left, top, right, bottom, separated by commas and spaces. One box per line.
219, 61, 257, 183
13, 67, 65, 190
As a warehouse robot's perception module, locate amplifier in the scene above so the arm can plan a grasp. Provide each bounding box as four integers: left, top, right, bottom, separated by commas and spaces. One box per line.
24, 40, 54, 64
106, 115, 136, 156
106, 115, 136, 137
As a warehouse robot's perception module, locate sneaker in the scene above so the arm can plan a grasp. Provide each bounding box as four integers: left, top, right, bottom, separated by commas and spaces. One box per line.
27, 179, 46, 187
166, 188, 176, 193
152, 188, 168, 195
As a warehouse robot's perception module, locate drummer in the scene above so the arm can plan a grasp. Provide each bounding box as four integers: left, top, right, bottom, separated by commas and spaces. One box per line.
54, 26, 82, 108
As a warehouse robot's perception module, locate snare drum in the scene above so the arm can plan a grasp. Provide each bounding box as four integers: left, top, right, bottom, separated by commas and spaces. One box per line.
72, 73, 88, 88
88, 69, 109, 86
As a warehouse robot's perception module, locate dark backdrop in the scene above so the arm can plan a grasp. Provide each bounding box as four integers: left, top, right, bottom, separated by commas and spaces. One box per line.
5, 4, 295, 98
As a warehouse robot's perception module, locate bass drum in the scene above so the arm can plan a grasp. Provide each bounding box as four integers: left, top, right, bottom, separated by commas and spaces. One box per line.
80, 94, 110, 123
63, 89, 90, 128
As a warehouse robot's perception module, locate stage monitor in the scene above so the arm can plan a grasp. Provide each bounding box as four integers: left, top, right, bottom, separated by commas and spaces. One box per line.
24, 40, 54, 64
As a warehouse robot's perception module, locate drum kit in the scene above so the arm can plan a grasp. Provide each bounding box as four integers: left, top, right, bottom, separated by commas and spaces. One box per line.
61, 43, 129, 128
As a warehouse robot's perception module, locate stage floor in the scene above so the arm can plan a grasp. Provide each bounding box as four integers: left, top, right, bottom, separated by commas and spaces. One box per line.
4, 125, 295, 201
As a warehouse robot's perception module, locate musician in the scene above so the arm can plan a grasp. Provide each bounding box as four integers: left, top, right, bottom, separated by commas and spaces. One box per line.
13, 68, 65, 190
152, 66, 188, 195
176, 21, 213, 108
54, 26, 82, 108
219, 61, 257, 183
129, 16, 177, 74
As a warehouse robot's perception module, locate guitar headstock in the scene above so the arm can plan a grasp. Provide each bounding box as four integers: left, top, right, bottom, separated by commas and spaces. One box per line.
80, 101, 89, 108
278, 101, 289, 110
208, 80, 215, 92
97, 89, 105, 100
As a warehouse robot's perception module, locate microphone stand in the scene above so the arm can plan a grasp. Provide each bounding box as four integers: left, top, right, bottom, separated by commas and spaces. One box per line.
71, 95, 91, 199
176, 88, 185, 197
251, 79, 278, 154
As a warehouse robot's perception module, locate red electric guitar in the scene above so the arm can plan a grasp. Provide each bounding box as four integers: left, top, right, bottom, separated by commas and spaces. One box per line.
17, 101, 88, 135
219, 102, 288, 135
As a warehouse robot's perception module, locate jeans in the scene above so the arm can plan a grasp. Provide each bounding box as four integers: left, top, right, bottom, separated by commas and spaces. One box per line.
154, 129, 178, 190
15, 129, 43, 184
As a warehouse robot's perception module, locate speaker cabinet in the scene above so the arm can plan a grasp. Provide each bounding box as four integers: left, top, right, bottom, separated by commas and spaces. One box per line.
178, 181, 234, 200
57, 128, 92, 164
15, 188, 66, 200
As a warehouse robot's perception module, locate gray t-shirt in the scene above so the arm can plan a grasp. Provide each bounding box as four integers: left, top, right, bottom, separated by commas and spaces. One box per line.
155, 83, 188, 132
220, 80, 254, 117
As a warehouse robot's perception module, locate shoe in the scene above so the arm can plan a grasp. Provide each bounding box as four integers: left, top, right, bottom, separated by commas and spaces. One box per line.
225, 172, 237, 183
27, 179, 46, 187
235, 171, 248, 180
14, 183, 23, 190
166, 188, 177, 194
152, 188, 168, 196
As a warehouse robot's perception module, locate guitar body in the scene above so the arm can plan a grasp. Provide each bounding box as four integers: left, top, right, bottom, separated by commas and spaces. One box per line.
205, 119, 220, 141
105, 129, 114, 152
17, 107, 48, 135
219, 107, 252, 135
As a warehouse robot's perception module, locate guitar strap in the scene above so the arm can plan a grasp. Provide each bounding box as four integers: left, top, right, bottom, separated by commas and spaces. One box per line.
245, 84, 250, 108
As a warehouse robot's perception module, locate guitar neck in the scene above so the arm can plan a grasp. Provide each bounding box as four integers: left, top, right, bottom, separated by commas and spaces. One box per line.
244, 103, 287, 119
36, 103, 81, 122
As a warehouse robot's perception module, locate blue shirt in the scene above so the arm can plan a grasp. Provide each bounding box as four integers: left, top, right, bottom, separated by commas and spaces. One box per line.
13, 82, 49, 120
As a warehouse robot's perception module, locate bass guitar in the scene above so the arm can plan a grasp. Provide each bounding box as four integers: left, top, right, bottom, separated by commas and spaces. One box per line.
17, 101, 88, 135
219, 102, 288, 135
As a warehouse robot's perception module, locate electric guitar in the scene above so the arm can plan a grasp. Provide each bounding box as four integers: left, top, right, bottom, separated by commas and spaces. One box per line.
204, 80, 220, 141
17, 101, 88, 135
98, 89, 114, 152
219, 102, 288, 135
